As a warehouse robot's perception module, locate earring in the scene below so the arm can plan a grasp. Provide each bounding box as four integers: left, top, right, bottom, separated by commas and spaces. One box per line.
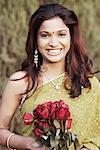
34, 49, 38, 69
67, 55, 70, 64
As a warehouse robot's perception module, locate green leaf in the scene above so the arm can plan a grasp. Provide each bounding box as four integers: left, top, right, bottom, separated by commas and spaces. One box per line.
53, 119, 61, 128
55, 128, 60, 139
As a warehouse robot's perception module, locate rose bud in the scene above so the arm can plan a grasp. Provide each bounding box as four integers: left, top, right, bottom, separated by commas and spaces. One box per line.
56, 108, 66, 120
23, 112, 34, 126
43, 101, 51, 110
40, 107, 49, 119
59, 100, 65, 107
59, 100, 69, 109
33, 128, 42, 138
38, 121, 49, 128
34, 105, 49, 119
50, 102, 57, 116
39, 121, 49, 133
65, 109, 70, 119
66, 117, 72, 129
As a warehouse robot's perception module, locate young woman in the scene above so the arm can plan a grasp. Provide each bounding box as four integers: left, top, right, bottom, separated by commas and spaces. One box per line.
0, 3, 99, 150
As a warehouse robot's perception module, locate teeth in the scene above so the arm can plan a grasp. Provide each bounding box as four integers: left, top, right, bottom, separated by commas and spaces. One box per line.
48, 49, 62, 54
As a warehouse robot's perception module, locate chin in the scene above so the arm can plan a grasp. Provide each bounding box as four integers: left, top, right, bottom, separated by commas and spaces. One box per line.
48, 58, 65, 63
43, 54, 66, 64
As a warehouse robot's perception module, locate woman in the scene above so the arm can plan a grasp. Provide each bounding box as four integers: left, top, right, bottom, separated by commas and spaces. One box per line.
0, 3, 99, 150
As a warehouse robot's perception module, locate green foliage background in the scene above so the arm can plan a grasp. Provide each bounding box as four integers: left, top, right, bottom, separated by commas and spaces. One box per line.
0, 0, 100, 99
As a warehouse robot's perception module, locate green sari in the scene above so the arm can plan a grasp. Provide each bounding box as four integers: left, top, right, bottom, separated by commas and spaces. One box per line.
18, 74, 100, 150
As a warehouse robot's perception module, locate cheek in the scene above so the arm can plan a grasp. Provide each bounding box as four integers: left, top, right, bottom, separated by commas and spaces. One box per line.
37, 40, 48, 55
37, 39, 47, 49
61, 38, 71, 48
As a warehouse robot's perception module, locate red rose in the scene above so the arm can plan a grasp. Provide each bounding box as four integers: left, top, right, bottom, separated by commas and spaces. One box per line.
43, 101, 51, 110
66, 117, 72, 129
50, 102, 57, 119
65, 109, 70, 119
34, 105, 49, 119
40, 107, 49, 119
23, 112, 34, 126
56, 108, 67, 120
54, 101, 60, 108
59, 100, 69, 109
33, 128, 42, 138
37, 121, 49, 129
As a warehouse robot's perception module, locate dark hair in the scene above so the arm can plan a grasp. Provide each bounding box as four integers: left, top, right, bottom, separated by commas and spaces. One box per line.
22, 3, 93, 98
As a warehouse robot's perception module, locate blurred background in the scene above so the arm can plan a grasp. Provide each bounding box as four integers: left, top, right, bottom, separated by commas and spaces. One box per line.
0, 0, 100, 149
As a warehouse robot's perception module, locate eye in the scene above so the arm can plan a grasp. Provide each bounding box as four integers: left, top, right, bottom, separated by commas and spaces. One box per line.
40, 33, 49, 38
58, 33, 67, 37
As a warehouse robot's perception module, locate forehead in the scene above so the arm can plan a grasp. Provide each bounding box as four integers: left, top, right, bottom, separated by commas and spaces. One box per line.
38, 16, 69, 32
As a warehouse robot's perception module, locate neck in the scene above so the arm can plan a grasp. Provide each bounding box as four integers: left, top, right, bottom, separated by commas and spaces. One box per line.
41, 61, 65, 78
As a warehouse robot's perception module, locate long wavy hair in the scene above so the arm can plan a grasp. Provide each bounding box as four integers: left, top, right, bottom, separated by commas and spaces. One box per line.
21, 3, 93, 98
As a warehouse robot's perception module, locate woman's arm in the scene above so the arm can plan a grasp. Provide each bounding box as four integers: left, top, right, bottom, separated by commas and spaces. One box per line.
0, 71, 48, 150
0, 129, 34, 149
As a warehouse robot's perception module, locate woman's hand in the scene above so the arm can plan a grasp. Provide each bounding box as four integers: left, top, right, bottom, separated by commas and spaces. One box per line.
30, 141, 49, 150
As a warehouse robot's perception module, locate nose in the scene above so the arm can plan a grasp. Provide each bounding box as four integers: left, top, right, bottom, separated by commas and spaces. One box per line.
49, 36, 59, 47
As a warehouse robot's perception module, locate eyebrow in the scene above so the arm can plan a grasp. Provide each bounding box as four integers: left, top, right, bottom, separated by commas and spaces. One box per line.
39, 29, 68, 34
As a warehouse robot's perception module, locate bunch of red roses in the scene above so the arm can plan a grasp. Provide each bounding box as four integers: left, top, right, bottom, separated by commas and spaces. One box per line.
23, 100, 79, 150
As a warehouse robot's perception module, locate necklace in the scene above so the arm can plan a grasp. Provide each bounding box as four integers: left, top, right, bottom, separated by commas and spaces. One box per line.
43, 72, 65, 90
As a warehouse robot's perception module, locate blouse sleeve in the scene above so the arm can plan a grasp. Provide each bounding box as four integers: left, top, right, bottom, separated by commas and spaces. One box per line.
81, 76, 100, 150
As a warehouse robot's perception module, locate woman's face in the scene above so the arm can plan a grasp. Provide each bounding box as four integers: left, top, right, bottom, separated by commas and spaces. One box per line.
37, 16, 71, 64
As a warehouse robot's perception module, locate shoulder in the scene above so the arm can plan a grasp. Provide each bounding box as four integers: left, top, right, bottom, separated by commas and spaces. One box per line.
89, 76, 100, 90
7, 71, 29, 95
88, 76, 100, 100
10, 70, 27, 80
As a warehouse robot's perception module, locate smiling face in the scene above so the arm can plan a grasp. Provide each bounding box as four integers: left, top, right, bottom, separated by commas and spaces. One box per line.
37, 17, 71, 64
